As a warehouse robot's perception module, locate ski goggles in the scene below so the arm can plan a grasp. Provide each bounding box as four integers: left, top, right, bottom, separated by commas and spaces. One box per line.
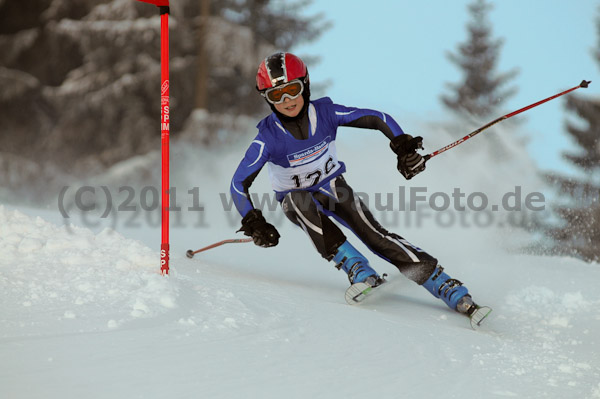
262, 79, 304, 105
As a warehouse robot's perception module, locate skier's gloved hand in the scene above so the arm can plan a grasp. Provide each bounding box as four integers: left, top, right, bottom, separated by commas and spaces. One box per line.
238, 209, 280, 248
390, 134, 426, 180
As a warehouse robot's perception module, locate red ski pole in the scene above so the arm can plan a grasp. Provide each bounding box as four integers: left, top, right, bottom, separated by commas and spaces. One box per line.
424, 80, 591, 161
186, 238, 254, 259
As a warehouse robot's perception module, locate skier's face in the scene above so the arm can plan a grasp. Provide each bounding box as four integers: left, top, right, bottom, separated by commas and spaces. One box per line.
274, 94, 304, 118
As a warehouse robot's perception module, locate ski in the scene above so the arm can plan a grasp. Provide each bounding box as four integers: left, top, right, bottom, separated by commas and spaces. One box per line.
345, 281, 378, 304
468, 305, 492, 330
344, 274, 389, 305
345, 282, 369, 304
345, 280, 493, 330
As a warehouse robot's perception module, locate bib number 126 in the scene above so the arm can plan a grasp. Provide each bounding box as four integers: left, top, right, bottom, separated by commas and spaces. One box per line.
291, 157, 335, 188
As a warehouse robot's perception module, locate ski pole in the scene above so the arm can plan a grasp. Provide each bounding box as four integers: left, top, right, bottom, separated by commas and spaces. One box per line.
424, 79, 591, 161
186, 238, 253, 258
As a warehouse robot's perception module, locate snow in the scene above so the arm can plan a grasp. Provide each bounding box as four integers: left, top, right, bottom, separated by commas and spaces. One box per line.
0, 208, 176, 337
2, 124, 600, 398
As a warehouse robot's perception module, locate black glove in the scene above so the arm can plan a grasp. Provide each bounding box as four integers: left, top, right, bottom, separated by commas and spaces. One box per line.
238, 209, 280, 248
390, 134, 426, 180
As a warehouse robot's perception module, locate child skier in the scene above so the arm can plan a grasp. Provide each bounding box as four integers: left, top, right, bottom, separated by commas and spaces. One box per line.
230, 52, 481, 317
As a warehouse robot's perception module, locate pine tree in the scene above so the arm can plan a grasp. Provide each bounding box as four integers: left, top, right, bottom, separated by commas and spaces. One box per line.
441, 0, 518, 119
0, 0, 327, 185
206, 0, 329, 116
542, 11, 600, 262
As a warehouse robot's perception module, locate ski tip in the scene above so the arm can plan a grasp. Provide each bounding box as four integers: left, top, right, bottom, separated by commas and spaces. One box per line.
469, 306, 492, 330
345, 282, 371, 305
580, 80, 591, 88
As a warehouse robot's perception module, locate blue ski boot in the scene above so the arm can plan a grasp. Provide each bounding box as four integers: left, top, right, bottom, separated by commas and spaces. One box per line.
332, 241, 382, 285
422, 265, 474, 313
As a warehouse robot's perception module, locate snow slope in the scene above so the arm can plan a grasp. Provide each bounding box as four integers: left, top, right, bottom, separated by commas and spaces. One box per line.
2, 123, 600, 399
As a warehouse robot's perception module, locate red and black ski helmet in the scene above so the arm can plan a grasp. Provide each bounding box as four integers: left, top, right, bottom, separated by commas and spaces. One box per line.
256, 52, 308, 91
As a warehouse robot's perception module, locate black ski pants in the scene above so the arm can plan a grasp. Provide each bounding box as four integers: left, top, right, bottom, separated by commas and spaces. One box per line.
281, 175, 437, 285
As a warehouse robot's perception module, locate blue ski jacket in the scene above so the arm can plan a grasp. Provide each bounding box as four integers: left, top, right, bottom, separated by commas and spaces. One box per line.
230, 97, 405, 217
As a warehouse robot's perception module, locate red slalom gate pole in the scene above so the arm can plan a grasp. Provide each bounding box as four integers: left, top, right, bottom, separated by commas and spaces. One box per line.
137, 0, 171, 274
160, 6, 170, 275
424, 80, 591, 161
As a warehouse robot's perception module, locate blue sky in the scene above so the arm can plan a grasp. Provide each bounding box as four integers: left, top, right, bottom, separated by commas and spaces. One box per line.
295, 0, 598, 173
